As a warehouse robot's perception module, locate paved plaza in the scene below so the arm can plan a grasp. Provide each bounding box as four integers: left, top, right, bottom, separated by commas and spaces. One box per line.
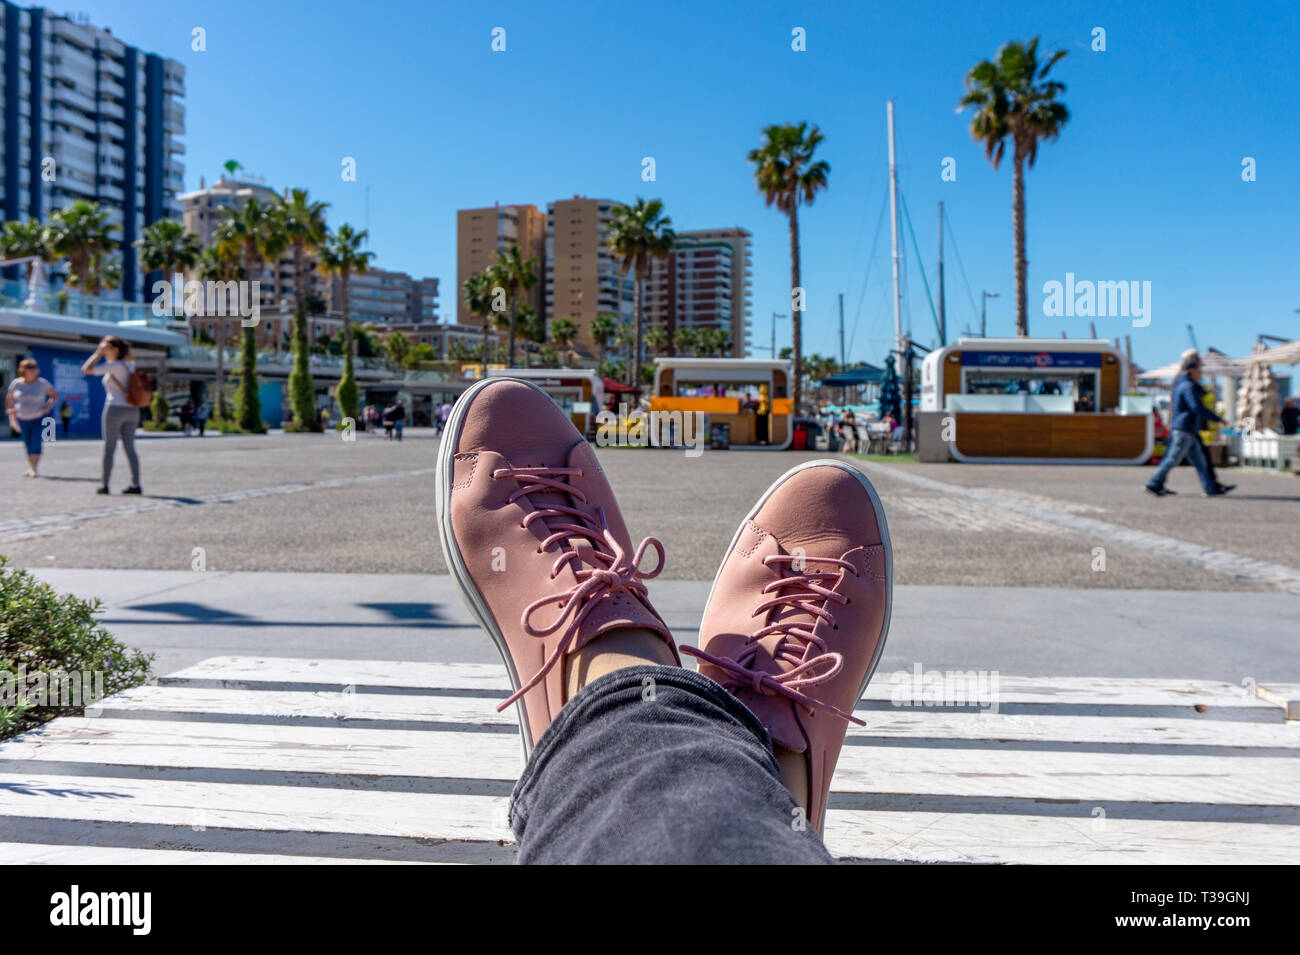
5, 427, 1300, 587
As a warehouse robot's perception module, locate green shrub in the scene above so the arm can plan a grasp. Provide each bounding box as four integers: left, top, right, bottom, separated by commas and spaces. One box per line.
235, 326, 265, 433
288, 302, 320, 431
149, 387, 169, 427
141, 419, 180, 432
335, 353, 359, 423
0, 557, 153, 740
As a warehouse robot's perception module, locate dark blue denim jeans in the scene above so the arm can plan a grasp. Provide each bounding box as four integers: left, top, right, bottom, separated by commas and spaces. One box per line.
1147, 429, 1215, 493
509, 664, 834, 864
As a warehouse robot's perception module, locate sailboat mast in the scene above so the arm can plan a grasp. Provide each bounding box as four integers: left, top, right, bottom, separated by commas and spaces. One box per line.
887, 100, 903, 358
937, 201, 946, 346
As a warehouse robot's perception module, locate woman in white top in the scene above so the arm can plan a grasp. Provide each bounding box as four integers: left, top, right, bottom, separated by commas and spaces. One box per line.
5, 357, 58, 477
82, 335, 142, 494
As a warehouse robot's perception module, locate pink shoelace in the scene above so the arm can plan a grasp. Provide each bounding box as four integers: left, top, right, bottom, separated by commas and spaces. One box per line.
683, 554, 866, 725
492, 466, 664, 711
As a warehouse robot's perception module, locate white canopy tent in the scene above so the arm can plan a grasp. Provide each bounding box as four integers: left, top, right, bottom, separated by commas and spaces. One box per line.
1136, 347, 1249, 381
1243, 338, 1300, 366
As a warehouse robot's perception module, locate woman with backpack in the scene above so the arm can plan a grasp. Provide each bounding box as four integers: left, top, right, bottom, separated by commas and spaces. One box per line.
82, 335, 144, 495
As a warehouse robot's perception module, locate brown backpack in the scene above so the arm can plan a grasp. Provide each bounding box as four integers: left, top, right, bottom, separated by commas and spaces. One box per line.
126, 369, 153, 407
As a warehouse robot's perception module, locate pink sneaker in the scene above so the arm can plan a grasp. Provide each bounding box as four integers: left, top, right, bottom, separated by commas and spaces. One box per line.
683, 460, 892, 831
435, 378, 679, 755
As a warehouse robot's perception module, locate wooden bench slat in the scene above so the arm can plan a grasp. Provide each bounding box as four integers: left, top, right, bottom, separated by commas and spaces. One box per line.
822, 811, 1300, 865
0, 843, 435, 865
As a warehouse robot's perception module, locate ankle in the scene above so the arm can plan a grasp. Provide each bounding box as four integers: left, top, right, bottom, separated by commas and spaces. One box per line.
565, 627, 677, 696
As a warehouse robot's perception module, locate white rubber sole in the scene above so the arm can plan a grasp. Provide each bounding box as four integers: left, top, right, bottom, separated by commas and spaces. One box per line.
700, 458, 894, 708
434, 376, 545, 762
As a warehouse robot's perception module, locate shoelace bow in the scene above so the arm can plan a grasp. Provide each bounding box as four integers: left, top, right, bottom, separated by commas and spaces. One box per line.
683, 554, 865, 725
492, 466, 664, 711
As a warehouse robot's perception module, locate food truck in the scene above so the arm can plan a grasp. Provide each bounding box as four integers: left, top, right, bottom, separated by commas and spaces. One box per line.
650, 357, 794, 449
919, 338, 1153, 464
487, 368, 604, 437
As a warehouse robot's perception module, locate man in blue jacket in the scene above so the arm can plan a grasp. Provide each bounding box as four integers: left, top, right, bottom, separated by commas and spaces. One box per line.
1146, 355, 1229, 497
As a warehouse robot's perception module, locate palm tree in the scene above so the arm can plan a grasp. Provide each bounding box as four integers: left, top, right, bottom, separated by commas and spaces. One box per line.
317, 223, 374, 422
705, 326, 732, 357
196, 241, 243, 419
272, 189, 330, 431
959, 37, 1069, 337
0, 219, 53, 290
676, 328, 696, 358
135, 218, 201, 305
607, 198, 675, 386
516, 302, 542, 368
43, 201, 116, 315
748, 122, 829, 414
644, 325, 668, 358
463, 271, 495, 369
384, 329, 411, 372
492, 244, 539, 367
590, 312, 619, 370
549, 316, 578, 364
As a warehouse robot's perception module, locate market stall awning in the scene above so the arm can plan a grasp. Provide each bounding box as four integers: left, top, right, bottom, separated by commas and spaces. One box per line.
1137, 347, 1248, 381
601, 376, 639, 394
1244, 338, 1300, 365
819, 364, 883, 387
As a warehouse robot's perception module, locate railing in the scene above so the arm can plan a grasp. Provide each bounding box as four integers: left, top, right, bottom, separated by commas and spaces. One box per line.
0, 277, 169, 327
169, 344, 390, 372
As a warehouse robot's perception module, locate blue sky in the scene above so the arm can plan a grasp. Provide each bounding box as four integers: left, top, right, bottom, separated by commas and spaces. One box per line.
74, 0, 1299, 370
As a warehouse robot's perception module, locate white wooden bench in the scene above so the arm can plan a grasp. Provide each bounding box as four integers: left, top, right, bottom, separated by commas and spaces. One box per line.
0, 656, 1296, 864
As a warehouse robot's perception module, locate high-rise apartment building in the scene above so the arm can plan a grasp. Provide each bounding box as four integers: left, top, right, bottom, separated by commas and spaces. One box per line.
455, 203, 545, 325
544, 196, 633, 357
644, 227, 752, 358
331, 267, 439, 325
0, 3, 185, 301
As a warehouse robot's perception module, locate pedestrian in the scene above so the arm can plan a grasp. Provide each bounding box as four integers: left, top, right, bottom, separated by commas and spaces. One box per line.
195, 402, 209, 437
179, 399, 194, 436
1145, 354, 1226, 497
1180, 350, 1234, 494
381, 401, 396, 440
58, 399, 72, 437
838, 408, 858, 454
6, 358, 57, 478
437, 400, 452, 434
436, 378, 892, 862
1282, 397, 1299, 436
82, 335, 143, 495
392, 399, 406, 441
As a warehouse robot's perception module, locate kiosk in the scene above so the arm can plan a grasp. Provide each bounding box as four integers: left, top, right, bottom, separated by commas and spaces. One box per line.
919, 338, 1152, 464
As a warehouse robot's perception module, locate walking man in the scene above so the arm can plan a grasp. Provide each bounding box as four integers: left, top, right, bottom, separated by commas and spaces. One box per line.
1146, 354, 1227, 497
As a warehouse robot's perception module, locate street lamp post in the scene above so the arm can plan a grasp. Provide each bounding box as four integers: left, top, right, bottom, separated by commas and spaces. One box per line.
981, 291, 999, 338
770, 312, 788, 357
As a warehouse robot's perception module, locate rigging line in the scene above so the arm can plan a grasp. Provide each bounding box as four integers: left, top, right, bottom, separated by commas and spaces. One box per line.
899, 191, 938, 341
943, 205, 980, 327
848, 189, 889, 360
